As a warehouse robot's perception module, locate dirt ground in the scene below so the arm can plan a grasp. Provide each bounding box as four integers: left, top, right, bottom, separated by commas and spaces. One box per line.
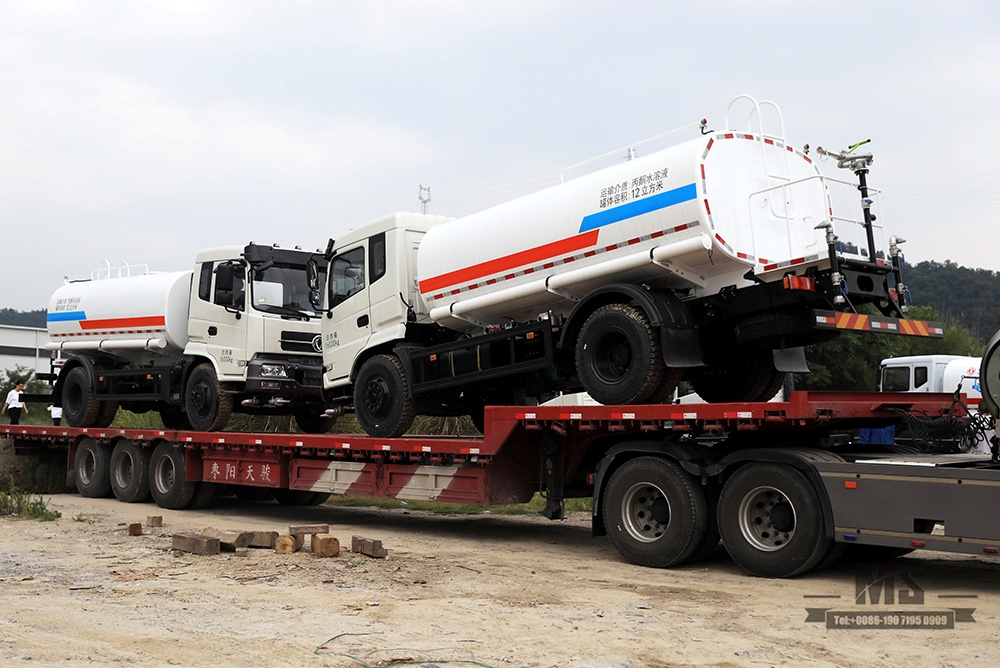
1, 492, 998, 668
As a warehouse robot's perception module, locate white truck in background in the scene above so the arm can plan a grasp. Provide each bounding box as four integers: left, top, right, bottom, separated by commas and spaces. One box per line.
309, 96, 943, 437
46, 243, 333, 433
879, 355, 981, 402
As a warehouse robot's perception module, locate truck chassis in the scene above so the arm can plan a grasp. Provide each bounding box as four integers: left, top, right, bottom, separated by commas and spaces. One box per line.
5, 390, 998, 577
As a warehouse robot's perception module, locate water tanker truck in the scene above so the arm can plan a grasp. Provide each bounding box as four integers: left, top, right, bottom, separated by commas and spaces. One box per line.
311, 96, 943, 437
46, 243, 332, 432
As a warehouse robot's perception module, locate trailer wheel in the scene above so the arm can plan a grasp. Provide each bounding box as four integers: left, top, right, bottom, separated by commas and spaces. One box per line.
274, 489, 316, 506
293, 409, 336, 434
185, 364, 233, 432
688, 482, 722, 562
603, 457, 708, 568
149, 442, 197, 509
110, 439, 150, 503
354, 354, 415, 438
307, 492, 331, 505
718, 463, 830, 577
63, 367, 100, 428
576, 304, 665, 405
689, 349, 785, 403
233, 486, 272, 502
187, 482, 218, 509
95, 400, 120, 428
75, 437, 112, 497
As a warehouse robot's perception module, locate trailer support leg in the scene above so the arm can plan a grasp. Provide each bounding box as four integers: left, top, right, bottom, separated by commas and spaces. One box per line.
541, 435, 565, 520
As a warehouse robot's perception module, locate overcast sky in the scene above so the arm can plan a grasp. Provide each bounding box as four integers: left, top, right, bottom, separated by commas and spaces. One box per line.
2, 1, 999, 311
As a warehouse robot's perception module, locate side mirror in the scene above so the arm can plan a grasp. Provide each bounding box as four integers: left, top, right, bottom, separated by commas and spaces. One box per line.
309, 289, 322, 310
306, 259, 320, 291
215, 263, 235, 293
323, 238, 336, 262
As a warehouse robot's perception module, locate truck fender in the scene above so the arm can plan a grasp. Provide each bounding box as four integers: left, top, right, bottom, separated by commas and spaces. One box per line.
559, 284, 703, 368
707, 448, 847, 541
52, 354, 101, 405
590, 440, 716, 537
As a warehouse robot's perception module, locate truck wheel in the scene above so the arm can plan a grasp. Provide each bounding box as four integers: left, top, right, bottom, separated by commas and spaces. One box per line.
602, 457, 708, 568
75, 437, 112, 497
186, 364, 233, 432
149, 441, 197, 509
274, 489, 316, 505
576, 304, 664, 405
689, 349, 785, 403
110, 439, 150, 503
159, 407, 192, 430
354, 354, 415, 438
294, 410, 336, 434
63, 367, 100, 427
718, 463, 831, 577
95, 400, 120, 428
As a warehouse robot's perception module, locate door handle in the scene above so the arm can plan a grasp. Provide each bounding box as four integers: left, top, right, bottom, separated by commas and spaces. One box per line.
208, 326, 218, 336
357, 314, 369, 328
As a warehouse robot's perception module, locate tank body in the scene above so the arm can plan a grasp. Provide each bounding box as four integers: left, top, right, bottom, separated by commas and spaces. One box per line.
417, 131, 832, 331
46, 271, 193, 357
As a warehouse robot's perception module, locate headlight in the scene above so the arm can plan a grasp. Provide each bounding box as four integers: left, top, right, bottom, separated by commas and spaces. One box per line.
260, 364, 288, 378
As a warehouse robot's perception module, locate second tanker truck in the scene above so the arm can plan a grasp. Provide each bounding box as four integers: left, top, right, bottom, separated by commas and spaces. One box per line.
310, 96, 944, 437
46, 243, 332, 433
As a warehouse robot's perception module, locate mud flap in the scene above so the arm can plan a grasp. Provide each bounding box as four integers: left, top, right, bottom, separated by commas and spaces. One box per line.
773, 346, 809, 373
660, 324, 704, 368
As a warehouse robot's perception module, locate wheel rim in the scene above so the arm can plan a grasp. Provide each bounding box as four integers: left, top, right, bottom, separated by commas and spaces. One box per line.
189, 380, 212, 418
152, 455, 175, 495
79, 449, 96, 486
113, 452, 133, 489
362, 375, 392, 418
737, 485, 796, 551
592, 330, 633, 385
620, 482, 671, 543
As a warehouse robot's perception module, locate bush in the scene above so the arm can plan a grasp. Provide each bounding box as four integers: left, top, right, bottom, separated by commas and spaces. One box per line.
0, 473, 61, 521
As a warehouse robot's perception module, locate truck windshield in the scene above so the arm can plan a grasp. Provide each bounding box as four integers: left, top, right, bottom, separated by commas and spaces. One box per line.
250, 263, 325, 319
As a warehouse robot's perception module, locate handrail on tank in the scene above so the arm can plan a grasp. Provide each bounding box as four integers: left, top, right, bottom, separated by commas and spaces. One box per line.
90, 260, 152, 281
559, 121, 702, 183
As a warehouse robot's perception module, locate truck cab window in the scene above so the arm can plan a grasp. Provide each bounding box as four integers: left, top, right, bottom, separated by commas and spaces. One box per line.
329, 247, 365, 308
370, 233, 386, 284
882, 367, 910, 392
198, 262, 213, 302
914, 366, 928, 389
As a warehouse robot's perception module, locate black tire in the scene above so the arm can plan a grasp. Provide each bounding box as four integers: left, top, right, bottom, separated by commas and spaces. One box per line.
294, 409, 336, 434
75, 437, 112, 497
109, 439, 151, 503
95, 400, 120, 428
274, 489, 316, 506
63, 367, 100, 428
689, 349, 787, 403
159, 406, 192, 430
354, 354, 415, 438
307, 492, 332, 506
233, 486, 272, 502
718, 463, 831, 578
688, 482, 722, 562
149, 441, 197, 509
735, 310, 836, 349
576, 304, 665, 405
602, 457, 708, 568
186, 482, 219, 509
185, 364, 233, 432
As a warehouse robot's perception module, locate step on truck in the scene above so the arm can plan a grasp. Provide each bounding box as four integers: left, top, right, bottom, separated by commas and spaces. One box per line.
307, 96, 943, 437
45, 243, 333, 433
6, 388, 1000, 578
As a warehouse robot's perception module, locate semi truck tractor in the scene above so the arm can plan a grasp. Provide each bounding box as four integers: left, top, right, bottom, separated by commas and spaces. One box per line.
46, 243, 332, 433
311, 97, 943, 437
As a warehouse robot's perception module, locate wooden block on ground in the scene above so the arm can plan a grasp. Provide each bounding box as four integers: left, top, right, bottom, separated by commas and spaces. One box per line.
172, 532, 220, 556
289, 524, 330, 537
200, 527, 251, 552
275, 534, 304, 554
127, 523, 142, 536
311, 533, 340, 558
146, 516, 163, 527
247, 531, 279, 549
352, 535, 388, 559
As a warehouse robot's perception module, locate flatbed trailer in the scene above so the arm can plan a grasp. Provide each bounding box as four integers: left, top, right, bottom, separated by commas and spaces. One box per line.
4, 390, 998, 577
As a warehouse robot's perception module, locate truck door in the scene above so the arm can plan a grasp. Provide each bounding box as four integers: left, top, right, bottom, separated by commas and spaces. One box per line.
187, 260, 248, 380
324, 244, 371, 385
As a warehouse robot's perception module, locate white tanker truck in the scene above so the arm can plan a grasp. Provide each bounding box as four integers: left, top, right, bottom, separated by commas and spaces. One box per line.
310, 96, 944, 437
46, 243, 333, 432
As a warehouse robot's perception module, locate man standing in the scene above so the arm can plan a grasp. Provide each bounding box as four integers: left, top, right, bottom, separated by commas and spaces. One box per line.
2, 381, 28, 425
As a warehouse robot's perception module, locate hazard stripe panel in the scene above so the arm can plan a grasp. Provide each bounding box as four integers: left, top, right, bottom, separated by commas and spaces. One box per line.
813, 310, 944, 338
